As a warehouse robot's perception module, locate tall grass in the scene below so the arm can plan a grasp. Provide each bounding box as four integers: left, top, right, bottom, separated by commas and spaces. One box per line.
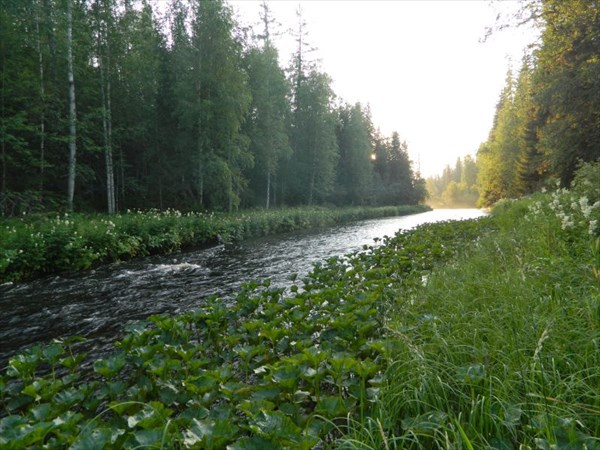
340, 172, 600, 448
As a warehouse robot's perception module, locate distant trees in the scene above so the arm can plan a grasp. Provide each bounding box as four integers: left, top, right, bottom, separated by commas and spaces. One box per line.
476, 0, 600, 207
0, 0, 426, 216
426, 156, 478, 208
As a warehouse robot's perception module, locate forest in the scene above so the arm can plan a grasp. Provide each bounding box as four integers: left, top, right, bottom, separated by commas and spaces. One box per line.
1, 0, 599, 213
476, 0, 599, 207
0, 0, 427, 216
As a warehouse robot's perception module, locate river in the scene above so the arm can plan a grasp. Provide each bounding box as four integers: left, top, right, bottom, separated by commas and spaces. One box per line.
0, 208, 486, 364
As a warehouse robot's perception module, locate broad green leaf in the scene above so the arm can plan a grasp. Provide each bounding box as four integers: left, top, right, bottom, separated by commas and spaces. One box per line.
54, 387, 85, 407
93, 353, 126, 379
30, 403, 53, 421
250, 410, 302, 443
315, 396, 351, 418
127, 402, 172, 430
183, 418, 238, 449
60, 353, 87, 371
133, 429, 163, 448
227, 436, 280, 450
71, 428, 114, 450
271, 365, 300, 389
251, 387, 281, 401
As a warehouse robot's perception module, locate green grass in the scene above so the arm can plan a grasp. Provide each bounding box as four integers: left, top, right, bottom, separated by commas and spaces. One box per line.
339, 188, 600, 448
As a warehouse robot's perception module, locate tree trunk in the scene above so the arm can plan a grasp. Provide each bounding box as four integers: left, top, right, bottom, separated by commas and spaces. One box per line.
196, 1, 204, 208
66, 0, 77, 212
36, 4, 46, 193
266, 171, 271, 209
1, 33, 6, 197
98, 3, 115, 214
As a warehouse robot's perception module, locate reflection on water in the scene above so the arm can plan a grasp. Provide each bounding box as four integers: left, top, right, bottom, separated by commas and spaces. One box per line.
0, 209, 486, 363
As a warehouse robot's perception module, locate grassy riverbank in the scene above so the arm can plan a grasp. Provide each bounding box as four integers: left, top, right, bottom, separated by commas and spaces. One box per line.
1, 163, 599, 448
0, 204, 428, 284
340, 179, 600, 447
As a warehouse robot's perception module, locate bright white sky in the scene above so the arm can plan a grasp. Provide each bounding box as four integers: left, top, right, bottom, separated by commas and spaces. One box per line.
230, 0, 538, 178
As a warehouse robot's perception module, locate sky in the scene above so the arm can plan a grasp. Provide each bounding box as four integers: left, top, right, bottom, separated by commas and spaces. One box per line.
229, 0, 538, 178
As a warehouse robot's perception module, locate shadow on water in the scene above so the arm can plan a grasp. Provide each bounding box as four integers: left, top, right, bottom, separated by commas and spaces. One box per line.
0, 209, 486, 364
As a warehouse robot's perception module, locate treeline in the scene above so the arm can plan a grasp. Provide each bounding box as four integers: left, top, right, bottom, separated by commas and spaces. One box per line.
0, 0, 426, 216
425, 156, 478, 208
476, 0, 600, 207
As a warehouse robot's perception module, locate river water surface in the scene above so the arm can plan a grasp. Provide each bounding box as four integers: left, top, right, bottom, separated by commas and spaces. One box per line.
0, 208, 486, 364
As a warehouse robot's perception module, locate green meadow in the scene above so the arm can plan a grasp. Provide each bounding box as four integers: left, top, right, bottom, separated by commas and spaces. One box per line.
1, 164, 599, 448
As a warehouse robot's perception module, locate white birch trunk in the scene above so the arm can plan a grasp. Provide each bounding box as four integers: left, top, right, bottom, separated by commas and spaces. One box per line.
266, 172, 270, 209
36, 4, 46, 193
98, 3, 115, 214
67, 0, 77, 211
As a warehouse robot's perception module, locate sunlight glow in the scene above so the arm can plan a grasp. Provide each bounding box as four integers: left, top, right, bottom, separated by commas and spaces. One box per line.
231, 1, 538, 177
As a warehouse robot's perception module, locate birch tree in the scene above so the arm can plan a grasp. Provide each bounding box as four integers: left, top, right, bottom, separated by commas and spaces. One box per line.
66, 0, 77, 211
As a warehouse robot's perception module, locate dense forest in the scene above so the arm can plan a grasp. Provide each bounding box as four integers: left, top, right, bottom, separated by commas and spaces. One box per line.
476, 0, 600, 207
0, 0, 426, 216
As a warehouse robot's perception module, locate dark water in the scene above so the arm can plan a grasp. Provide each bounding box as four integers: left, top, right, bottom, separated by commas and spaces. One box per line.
0, 209, 486, 364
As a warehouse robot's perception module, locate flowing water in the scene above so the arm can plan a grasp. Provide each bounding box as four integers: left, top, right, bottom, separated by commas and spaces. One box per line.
0, 208, 486, 364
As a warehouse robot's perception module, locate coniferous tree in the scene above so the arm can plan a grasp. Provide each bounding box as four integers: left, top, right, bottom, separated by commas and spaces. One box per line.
336, 103, 374, 205
533, 0, 600, 185
288, 70, 338, 205
243, 2, 291, 209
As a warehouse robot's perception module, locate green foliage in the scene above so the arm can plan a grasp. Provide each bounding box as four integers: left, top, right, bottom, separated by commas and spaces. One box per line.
335, 103, 374, 205
4, 171, 598, 446
243, 18, 292, 209
287, 69, 339, 206
368, 131, 427, 207
477, 1, 600, 207
533, 0, 600, 186
0, 0, 429, 215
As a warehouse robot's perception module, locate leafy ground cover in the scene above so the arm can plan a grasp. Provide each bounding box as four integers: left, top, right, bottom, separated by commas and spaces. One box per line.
0, 210, 487, 448
0, 205, 427, 284
1, 162, 598, 448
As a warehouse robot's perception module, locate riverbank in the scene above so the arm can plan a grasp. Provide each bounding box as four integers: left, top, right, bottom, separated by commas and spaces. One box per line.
1, 166, 598, 447
0, 204, 428, 284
